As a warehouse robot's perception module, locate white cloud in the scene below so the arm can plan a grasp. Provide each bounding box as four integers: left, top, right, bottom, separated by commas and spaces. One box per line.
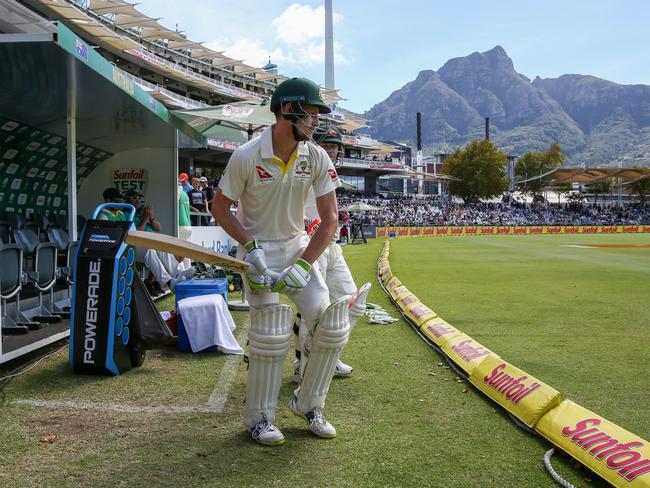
206, 37, 285, 67
289, 40, 350, 66
272, 3, 343, 46
205, 4, 350, 71
273, 4, 323, 45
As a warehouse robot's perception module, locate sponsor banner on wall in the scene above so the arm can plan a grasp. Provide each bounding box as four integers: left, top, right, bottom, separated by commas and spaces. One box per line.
470, 355, 561, 428
112, 168, 147, 195
536, 400, 650, 486
378, 225, 650, 238
189, 225, 237, 255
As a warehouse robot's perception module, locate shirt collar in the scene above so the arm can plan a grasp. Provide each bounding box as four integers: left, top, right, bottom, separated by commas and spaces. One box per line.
260, 125, 311, 159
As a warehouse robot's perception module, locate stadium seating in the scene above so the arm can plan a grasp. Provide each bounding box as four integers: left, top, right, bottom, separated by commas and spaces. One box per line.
0, 242, 30, 334
12, 228, 61, 324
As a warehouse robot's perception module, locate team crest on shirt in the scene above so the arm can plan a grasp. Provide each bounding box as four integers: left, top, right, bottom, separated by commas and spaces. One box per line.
295, 159, 312, 179
256, 165, 274, 182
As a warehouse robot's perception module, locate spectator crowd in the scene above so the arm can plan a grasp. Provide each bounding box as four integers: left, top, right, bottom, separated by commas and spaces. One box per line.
336, 190, 650, 227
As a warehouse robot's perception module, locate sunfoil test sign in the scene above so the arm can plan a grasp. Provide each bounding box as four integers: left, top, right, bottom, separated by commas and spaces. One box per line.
112, 169, 147, 195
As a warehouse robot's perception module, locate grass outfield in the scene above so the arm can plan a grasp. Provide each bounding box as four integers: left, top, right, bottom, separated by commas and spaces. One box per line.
0, 234, 646, 486
389, 233, 650, 438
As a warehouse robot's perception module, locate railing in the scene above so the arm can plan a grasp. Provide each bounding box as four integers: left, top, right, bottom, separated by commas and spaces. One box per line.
123, 49, 262, 100
125, 73, 209, 109
340, 157, 405, 170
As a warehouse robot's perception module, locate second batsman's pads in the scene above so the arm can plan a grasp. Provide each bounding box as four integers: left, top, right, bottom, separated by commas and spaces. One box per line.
349, 282, 372, 330
295, 295, 351, 413
244, 304, 294, 428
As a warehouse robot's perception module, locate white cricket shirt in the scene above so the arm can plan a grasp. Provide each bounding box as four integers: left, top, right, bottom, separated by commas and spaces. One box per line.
219, 126, 339, 241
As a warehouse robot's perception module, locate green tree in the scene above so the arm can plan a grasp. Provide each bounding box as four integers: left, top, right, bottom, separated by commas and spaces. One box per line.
442, 139, 508, 203
628, 173, 650, 206
515, 142, 566, 197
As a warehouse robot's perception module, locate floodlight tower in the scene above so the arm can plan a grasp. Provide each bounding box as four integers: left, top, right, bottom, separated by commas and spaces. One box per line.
325, 0, 335, 90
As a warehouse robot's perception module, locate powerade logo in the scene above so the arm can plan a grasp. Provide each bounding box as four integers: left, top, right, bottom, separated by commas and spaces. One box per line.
75, 39, 88, 61
83, 260, 101, 364
89, 233, 116, 244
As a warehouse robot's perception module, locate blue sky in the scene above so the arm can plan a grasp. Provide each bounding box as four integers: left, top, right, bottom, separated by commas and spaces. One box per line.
133, 0, 650, 114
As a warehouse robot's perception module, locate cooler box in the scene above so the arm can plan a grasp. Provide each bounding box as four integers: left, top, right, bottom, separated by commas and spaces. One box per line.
175, 278, 228, 353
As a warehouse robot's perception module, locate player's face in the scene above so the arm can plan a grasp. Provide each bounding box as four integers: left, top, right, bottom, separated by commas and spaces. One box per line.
295, 105, 320, 139
320, 143, 340, 161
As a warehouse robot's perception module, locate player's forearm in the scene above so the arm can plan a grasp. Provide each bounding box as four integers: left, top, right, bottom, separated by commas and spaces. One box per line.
212, 199, 253, 246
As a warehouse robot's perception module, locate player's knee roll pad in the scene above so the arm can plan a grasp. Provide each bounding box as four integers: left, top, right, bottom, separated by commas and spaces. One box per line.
244, 304, 293, 427
296, 296, 351, 413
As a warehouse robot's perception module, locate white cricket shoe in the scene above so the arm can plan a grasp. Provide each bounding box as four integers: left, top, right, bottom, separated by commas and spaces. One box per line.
248, 419, 285, 446
290, 394, 336, 439
334, 359, 353, 377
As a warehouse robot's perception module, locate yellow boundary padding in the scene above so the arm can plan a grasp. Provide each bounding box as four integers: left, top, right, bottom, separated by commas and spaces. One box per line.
377, 239, 650, 487
376, 225, 650, 239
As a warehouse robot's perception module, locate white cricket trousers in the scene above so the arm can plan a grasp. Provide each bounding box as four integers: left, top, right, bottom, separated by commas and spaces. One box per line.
317, 242, 357, 301
237, 232, 330, 329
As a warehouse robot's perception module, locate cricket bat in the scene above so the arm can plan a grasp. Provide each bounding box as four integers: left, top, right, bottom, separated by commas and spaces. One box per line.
125, 230, 249, 274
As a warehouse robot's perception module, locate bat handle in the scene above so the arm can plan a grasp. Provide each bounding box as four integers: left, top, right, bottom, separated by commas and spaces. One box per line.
265, 269, 280, 279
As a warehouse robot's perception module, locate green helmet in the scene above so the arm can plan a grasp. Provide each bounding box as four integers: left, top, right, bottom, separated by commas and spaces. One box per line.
313, 124, 343, 146
270, 77, 331, 114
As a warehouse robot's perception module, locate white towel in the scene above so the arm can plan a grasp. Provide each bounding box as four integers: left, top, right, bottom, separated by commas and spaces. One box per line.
177, 294, 243, 354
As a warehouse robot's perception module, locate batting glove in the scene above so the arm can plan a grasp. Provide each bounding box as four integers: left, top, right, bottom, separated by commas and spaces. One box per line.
271, 258, 312, 293
244, 240, 274, 290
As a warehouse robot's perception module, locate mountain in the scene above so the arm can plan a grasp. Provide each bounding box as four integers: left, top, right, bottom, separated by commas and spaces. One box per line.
363, 47, 650, 166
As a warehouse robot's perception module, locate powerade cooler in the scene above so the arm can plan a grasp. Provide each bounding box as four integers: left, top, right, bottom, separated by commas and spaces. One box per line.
175, 278, 228, 353
69, 203, 144, 375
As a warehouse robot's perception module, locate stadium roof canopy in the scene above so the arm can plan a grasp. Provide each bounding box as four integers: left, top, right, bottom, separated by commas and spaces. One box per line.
0, 22, 205, 232
516, 167, 650, 186
549, 167, 650, 184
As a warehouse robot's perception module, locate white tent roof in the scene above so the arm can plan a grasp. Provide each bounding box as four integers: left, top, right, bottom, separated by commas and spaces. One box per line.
113, 14, 162, 28
88, 0, 143, 17
138, 26, 187, 41
167, 39, 205, 50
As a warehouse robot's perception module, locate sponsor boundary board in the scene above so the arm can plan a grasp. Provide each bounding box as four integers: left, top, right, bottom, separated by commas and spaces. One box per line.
376, 225, 650, 238
376, 239, 650, 487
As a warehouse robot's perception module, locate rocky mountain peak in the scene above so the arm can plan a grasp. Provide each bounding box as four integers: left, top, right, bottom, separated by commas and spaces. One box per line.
363, 46, 650, 166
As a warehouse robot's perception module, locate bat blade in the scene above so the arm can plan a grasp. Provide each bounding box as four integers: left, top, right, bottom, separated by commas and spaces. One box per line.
125, 230, 248, 274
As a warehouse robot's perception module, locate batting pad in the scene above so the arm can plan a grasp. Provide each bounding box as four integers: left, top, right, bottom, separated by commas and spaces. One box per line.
244, 304, 294, 428
349, 282, 372, 330
295, 295, 352, 413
